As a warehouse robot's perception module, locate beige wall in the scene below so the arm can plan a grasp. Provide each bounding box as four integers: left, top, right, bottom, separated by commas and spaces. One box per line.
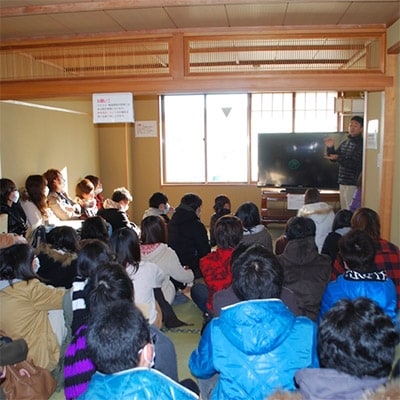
0, 97, 99, 196
1, 91, 398, 244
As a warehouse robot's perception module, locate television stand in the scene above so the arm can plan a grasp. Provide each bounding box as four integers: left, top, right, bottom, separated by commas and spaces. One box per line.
261, 189, 340, 226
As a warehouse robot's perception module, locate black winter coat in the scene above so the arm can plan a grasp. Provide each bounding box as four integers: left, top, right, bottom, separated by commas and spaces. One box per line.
167, 204, 210, 278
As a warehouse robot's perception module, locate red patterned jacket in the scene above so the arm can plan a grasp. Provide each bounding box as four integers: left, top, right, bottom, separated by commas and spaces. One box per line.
200, 248, 234, 313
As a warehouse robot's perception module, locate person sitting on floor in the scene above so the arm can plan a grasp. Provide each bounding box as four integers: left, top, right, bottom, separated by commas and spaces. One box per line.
331, 207, 400, 311
84, 175, 104, 210
0, 243, 65, 371
189, 244, 317, 400
142, 192, 174, 224
0, 178, 28, 236
43, 169, 81, 220
235, 201, 273, 252
65, 262, 187, 400
98, 187, 140, 235
277, 216, 331, 321
319, 229, 397, 325
111, 227, 164, 328
321, 209, 352, 265
297, 188, 335, 253
269, 298, 399, 400
191, 215, 243, 317
20, 174, 60, 231
75, 178, 98, 219
209, 195, 231, 248
76, 271, 199, 399
35, 225, 79, 289
213, 242, 300, 317
168, 193, 211, 279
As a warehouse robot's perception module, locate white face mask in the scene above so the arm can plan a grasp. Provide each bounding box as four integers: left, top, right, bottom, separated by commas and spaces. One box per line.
94, 187, 103, 195
44, 187, 50, 197
9, 190, 20, 203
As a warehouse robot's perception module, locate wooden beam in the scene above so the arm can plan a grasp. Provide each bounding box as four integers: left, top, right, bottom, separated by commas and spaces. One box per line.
379, 55, 397, 239
0, 72, 393, 100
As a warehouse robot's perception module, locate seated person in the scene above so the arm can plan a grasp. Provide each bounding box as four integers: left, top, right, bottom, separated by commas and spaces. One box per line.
111, 227, 164, 328
269, 298, 399, 399
213, 243, 299, 317
209, 195, 231, 248
235, 201, 273, 252
84, 175, 104, 210
0, 178, 28, 236
331, 207, 400, 310
0, 243, 65, 371
191, 215, 243, 316
168, 193, 211, 279
75, 179, 98, 219
35, 225, 79, 289
319, 229, 397, 325
20, 174, 60, 230
321, 209, 352, 264
142, 192, 174, 224
277, 217, 331, 321
140, 215, 194, 304
64, 262, 184, 399
189, 244, 317, 400
70, 239, 113, 335
98, 187, 140, 235
43, 169, 81, 220
297, 188, 335, 253
77, 276, 198, 399
80, 216, 110, 244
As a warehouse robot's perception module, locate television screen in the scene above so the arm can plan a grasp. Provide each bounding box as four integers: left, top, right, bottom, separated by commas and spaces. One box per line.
257, 132, 346, 191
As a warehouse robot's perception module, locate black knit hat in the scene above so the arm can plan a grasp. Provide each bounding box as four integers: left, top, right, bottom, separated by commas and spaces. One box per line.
351, 115, 364, 127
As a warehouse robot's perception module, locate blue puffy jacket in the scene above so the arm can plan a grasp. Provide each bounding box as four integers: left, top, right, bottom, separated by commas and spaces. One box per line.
319, 270, 397, 325
189, 299, 318, 400
77, 367, 198, 400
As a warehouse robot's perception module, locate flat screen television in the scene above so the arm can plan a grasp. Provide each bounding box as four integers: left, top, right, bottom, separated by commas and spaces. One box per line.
257, 132, 346, 191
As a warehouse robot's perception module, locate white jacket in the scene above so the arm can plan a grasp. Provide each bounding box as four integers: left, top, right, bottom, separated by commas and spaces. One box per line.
297, 202, 335, 253
141, 243, 194, 304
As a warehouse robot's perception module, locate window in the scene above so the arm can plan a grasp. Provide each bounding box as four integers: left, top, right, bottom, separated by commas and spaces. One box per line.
161, 91, 338, 184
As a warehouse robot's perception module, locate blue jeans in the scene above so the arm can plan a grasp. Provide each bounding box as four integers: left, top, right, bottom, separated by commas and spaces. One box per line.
190, 283, 209, 314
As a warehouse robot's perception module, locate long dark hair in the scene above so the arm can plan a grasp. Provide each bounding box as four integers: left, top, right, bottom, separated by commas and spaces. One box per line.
22, 175, 48, 215
0, 244, 37, 285
140, 215, 167, 245
110, 228, 141, 272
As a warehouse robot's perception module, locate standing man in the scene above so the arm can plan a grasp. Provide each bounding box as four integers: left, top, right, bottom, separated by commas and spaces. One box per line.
325, 116, 363, 210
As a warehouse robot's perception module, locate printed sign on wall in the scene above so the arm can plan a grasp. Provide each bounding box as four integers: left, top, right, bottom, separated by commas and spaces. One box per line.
92, 92, 134, 123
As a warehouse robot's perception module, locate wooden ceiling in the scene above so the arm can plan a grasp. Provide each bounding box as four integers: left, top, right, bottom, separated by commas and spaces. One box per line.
1, 0, 399, 42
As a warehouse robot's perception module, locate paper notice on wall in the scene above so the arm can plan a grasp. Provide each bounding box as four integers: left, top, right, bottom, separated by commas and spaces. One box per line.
367, 119, 378, 149
287, 194, 305, 210
92, 92, 134, 123
135, 120, 158, 137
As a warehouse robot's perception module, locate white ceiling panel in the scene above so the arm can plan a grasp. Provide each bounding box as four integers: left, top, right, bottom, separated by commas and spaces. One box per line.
284, 2, 349, 26
164, 5, 229, 28
226, 4, 288, 26
1, 15, 72, 39
339, 2, 400, 25
51, 11, 124, 34
107, 8, 177, 31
